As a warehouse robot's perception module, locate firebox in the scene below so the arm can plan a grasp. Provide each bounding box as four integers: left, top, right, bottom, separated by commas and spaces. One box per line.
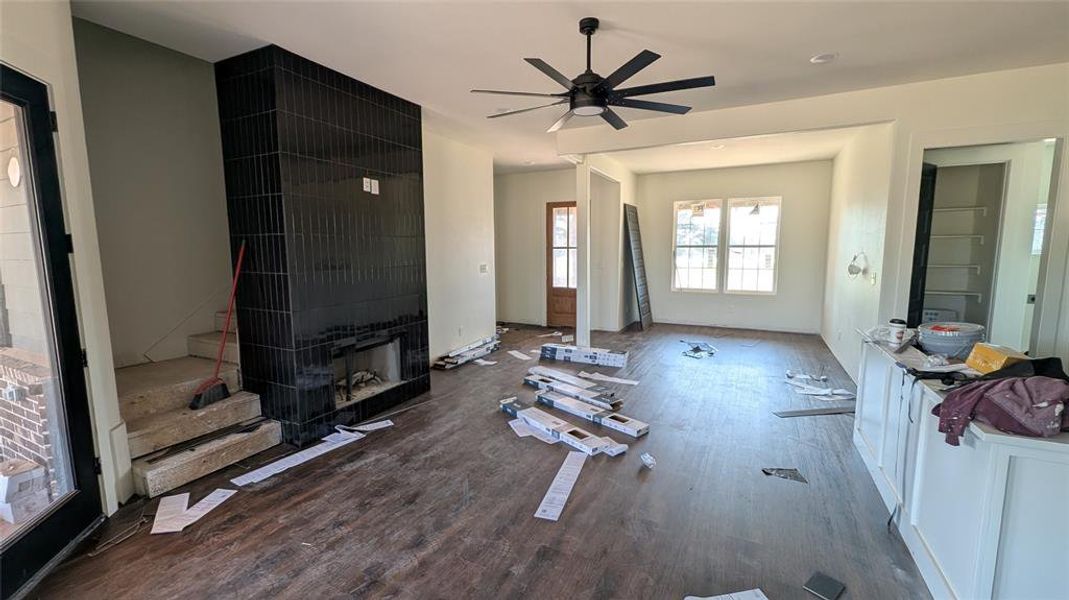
333, 337, 402, 409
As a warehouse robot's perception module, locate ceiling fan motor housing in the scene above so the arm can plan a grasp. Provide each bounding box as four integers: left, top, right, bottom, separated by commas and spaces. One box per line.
579, 17, 600, 35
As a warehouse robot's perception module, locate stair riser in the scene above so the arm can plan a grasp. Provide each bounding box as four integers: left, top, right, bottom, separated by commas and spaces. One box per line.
214, 312, 237, 334
133, 420, 282, 497
188, 337, 239, 363
127, 392, 262, 459
120, 368, 241, 423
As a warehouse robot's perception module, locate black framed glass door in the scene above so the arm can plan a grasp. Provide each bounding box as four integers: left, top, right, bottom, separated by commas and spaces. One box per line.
0, 64, 103, 599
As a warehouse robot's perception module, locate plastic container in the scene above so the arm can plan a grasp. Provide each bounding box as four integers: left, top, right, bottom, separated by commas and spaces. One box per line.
887, 318, 907, 344
917, 322, 985, 359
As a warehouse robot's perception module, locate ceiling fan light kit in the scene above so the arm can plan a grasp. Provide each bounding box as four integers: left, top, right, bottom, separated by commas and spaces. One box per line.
473, 17, 717, 132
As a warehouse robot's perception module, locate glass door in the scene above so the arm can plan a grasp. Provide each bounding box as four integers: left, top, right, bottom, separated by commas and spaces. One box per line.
546, 202, 577, 328
1, 64, 102, 598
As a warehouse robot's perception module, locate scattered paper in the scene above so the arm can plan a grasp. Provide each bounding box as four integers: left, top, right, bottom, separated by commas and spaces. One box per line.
682, 340, 717, 359
231, 432, 362, 486
150, 493, 190, 534
351, 419, 393, 432
640, 452, 657, 470
529, 349, 540, 353
785, 369, 828, 382
761, 467, 808, 484
579, 371, 640, 386
785, 380, 855, 399
508, 418, 533, 438
167, 489, 237, 532
473, 358, 497, 366
508, 350, 533, 361
684, 589, 769, 600
601, 439, 629, 456
535, 451, 586, 521
537, 331, 563, 338
561, 334, 574, 343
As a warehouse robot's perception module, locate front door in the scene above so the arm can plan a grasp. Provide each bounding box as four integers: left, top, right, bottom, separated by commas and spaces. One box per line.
1, 65, 103, 598
546, 202, 577, 328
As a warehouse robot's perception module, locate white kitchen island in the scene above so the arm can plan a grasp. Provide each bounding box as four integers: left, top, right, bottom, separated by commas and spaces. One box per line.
854, 340, 1069, 600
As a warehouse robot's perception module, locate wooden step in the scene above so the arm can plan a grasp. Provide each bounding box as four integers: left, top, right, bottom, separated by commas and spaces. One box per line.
132, 418, 282, 497
126, 391, 263, 458
214, 310, 237, 333
116, 356, 240, 422
188, 331, 239, 363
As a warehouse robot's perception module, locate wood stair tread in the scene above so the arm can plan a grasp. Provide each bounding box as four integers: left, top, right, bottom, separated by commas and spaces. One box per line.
116, 356, 240, 422
127, 391, 262, 459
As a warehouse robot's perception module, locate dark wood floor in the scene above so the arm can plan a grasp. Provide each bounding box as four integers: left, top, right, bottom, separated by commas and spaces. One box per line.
31, 325, 929, 599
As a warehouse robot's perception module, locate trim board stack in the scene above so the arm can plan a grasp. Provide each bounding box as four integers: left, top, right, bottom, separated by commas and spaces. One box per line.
535, 391, 648, 438
433, 335, 500, 369
540, 343, 628, 368
522, 374, 620, 411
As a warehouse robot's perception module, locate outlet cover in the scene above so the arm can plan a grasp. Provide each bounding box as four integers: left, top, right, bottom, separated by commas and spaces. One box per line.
479, 263, 489, 274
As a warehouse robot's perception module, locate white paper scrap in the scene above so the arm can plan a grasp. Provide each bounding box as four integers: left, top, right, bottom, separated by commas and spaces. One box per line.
230, 434, 362, 486
785, 380, 855, 398
172, 489, 237, 531
640, 452, 657, 470
508, 418, 533, 438
508, 350, 533, 361
578, 371, 640, 386
601, 439, 629, 456
537, 331, 563, 338
151, 493, 190, 534
473, 358, 497, 366
351, 419, 393, 432
526, 425, 561, 445
684, 589, 769, 600
561, 334, 575, 343
534, 451, 586, 521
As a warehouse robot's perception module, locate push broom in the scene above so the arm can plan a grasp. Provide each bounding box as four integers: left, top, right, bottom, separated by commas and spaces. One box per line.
190, 240, 246, 409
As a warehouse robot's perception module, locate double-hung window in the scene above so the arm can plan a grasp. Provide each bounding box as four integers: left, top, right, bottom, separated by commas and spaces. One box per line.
671, 196, 781, 295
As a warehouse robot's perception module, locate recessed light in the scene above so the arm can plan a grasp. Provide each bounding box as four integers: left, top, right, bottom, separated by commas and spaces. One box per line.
809, 53, 838, 65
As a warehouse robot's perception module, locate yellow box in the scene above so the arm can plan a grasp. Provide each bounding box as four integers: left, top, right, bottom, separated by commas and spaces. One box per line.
966, 343, 1029, 374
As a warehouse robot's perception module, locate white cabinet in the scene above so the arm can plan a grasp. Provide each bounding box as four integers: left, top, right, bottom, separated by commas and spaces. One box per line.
853, 341, 1069, 600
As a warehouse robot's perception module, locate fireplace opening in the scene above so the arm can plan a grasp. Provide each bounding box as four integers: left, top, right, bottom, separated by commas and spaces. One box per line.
333, 337, 403, 409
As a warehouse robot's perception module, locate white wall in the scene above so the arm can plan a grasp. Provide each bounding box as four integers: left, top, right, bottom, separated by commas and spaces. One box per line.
73, 19, 231, 368
823, 125, 895, 378
588, 154, 638, 331
559, 63, 1069, 379
925, 140, 1055, 351
0, 0, 129, 511
422, 127, 496, 358
636, 160, 834, 333
493, 168, 573, 326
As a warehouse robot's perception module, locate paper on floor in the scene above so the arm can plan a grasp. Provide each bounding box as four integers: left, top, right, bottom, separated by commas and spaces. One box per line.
785, 380, 855, 398
230, 432, 363, 486
684, 589, 769, 600
561, 334, 575, 343
578, 371, 640, 386
537, 331, 563, 338
534, 451, 586, 521
150, 493, 190, 534
508, 418, 533, 438
508, 350, 533, 361
473, 358, 497, 366
351, 419, 393, 432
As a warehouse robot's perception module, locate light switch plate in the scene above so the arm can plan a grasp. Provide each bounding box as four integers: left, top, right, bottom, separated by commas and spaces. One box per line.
362, 177, 372, 192
479, 263, 489, 274
370, 179, 380, 195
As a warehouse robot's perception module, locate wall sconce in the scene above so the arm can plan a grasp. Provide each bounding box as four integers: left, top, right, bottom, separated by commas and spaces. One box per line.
847, 252, 868, 279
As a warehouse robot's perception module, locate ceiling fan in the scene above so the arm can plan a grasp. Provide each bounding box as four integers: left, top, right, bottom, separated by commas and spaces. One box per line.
472, 17, 716, 132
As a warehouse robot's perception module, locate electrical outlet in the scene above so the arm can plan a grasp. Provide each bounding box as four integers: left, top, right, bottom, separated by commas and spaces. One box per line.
479, 263, 489, 274
870, 271, 878, 286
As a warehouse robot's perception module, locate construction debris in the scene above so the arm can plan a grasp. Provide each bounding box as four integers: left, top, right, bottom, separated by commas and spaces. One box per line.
774, 405, 855, 418
529, 366, 616, 396
578, 371, 640, 386
535, 390, 649, 438
681, 340, 717, 359
231, 427, 364, 486
540, 343, 629, 368
640, 452, 657, 470
685, 589, 770, 600
508, 350, 534, 361
785, 368, 828, 382
523, 373, 621, 411
761, 467, 808, 484
536, 331, 564, 338
150, 488, 236, 534
347, 419, 393, 433
561, 334, 575, 343
534, 451, 586, 521
433, 336, 501, 369
473, 358, 496, 366
499, 397, 614, 456
803, 572, 845, 600
785, 379, 855, 400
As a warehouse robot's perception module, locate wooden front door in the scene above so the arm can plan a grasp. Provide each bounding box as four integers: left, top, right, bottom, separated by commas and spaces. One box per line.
546, 202, 577, 328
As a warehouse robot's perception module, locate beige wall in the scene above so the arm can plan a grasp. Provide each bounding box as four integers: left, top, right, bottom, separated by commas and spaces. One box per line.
0, 0, 129, 512
636, 160, 834, 333
422, 127, 496, 358
73, 19, 231, 368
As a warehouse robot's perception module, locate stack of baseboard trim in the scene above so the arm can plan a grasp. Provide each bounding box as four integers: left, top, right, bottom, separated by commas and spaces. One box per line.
433, 335, 500, 370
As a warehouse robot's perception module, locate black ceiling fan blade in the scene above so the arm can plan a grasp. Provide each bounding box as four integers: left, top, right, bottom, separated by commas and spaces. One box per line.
524, 58, 575, 90
609, 98, 691, 114
597, 49, 661, 92
547, 111, 574, 133
472, 89, 567, 98
487, 100, 568, 119
613, 75, 717, 98
600, 108, 628, 130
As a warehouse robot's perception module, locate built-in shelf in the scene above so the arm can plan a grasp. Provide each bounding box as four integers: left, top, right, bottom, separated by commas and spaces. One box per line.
928, 264, 982, 274
925, 290, 984, 303
932, 205, 989, 216
931, 234, 984, 245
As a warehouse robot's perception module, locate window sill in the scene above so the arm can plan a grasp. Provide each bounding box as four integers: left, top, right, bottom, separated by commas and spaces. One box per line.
670, 287, 720, 295
724, 289, 777, 296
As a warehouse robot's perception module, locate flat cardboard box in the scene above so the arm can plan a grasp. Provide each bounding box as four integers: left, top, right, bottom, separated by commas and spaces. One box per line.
966, 343, 1029, 374
499, 398, 609, 455
528, 366, 614, 396
540, 343, 629, 368
522, 374, 620, 411
536, 391, 649, 438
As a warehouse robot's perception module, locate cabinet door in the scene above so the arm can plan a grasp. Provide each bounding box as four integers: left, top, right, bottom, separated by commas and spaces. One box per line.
880, 369, 911, 502
857, 345, 892, 465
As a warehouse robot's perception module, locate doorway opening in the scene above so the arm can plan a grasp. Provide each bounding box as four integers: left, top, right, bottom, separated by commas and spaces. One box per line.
546, 201, 577, 328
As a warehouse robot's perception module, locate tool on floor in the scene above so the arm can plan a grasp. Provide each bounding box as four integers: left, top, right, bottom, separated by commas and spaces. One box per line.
190, 240, 246, 409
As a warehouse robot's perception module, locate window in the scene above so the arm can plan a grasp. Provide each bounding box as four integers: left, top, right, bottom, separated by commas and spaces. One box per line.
670, 196, 782, 295
550, 204, 577, 288
672, 200, 721, 291
726, 198, 780, 293
1032, 203, 1047, 255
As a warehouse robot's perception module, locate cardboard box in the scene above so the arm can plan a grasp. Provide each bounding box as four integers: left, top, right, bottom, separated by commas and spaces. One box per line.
522, 374, 620, 411
0, 488, 49, 525
499, 397, 609, 455
540, 343, 628, 368
0, 459, 47, 503
535, 391, 649, 438
528, 366, 614, 396
966, 343, 1029, 374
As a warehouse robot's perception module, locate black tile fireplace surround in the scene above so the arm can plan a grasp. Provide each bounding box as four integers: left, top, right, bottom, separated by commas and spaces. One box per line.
215, 45, 429, 446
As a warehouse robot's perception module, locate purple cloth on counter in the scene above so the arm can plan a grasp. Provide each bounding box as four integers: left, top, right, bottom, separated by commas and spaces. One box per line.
931, 376, 1069, 446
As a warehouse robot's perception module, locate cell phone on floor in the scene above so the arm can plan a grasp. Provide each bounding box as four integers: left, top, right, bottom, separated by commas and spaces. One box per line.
803, 572, 845, 600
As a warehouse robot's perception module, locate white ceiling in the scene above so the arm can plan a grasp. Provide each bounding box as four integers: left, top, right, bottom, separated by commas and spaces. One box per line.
604, 126, 863, 174
72, 1, 1069, 173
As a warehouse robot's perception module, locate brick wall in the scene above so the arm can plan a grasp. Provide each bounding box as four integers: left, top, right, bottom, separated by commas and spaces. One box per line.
0, 347, 56, 498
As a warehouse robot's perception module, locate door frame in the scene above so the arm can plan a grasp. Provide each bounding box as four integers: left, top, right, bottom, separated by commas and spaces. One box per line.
545, 201, 577, 328
0, 63, 103, 599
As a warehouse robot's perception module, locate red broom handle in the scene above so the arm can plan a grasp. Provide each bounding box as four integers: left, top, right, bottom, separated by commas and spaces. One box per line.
212, 241, 246, 380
